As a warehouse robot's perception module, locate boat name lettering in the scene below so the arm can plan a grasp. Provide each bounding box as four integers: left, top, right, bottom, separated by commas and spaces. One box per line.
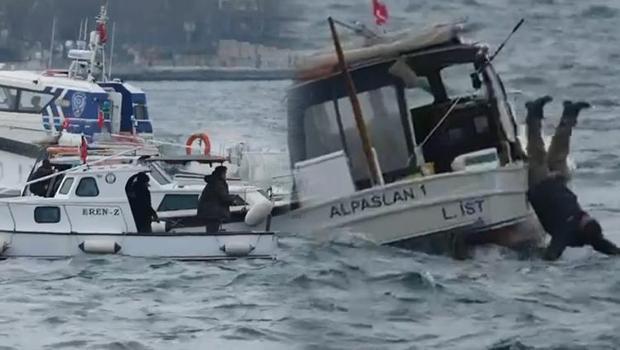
441, 199, 484, 221
329, 186, 425, 219
82, 208, 120, 216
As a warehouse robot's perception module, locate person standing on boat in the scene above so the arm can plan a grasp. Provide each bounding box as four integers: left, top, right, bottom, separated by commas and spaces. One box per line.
525, 96, 620, 260
198, 166, 234, 233
28, 159, 54, 197
130, 172, 159, 233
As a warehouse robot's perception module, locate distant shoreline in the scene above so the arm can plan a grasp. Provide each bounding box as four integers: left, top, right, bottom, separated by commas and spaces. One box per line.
113, 66, 295, 82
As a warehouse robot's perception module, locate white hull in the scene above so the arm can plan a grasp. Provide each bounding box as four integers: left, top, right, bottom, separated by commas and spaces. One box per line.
0, 231, 276, 260
273, 164, 535, 246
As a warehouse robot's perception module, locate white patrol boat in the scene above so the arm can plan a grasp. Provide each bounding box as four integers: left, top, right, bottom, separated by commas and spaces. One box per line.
272, 21, 547, 255
0, 158, 276, 260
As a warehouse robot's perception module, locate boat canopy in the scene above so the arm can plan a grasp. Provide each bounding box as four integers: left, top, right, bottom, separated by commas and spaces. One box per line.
295, 24, 464, 81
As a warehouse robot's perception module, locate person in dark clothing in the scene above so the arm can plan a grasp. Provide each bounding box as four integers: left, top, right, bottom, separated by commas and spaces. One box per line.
197, 166, 234, 233
526, 96, 620, 260
129, 172, 158, 233
28, 159, 54, 197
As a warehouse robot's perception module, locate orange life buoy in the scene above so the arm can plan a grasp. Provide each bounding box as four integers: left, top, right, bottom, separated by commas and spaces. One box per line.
185, 133, 211, 155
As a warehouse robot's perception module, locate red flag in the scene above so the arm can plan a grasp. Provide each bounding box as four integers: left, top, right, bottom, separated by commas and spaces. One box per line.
79, 136, 88, 164
97, 22, 108, 44
97, 109, 105, 129
62, 117, 70, 131
372, 0, 389, 26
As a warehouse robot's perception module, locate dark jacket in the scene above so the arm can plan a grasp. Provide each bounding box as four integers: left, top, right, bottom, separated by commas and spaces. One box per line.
130, 181, 157, 220
197, 175, 234, 221
28, 166, 54, 197
527, 176, 587, 256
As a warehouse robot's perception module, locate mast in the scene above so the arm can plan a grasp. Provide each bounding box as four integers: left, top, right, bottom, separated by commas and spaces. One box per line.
327, 17, 383, 186
47, 16, 57, 69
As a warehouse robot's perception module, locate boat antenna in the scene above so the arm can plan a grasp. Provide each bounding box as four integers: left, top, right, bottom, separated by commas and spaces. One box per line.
48, 16, 57, 69
475, 18, 524, 76
489, 18, 524, 63
108, 22, 116, 80
328, 17, 384, 186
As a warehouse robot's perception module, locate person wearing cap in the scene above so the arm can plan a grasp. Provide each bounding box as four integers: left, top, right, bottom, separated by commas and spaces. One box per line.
129, 172, 158, 233
525, 96, 620, 260
198, 166, 235, 233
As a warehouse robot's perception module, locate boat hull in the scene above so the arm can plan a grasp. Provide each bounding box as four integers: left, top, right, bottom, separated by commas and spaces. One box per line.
0, 231, 277, 260
273, 165, 541, 253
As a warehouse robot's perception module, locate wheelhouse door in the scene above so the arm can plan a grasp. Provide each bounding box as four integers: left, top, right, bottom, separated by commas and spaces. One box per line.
106, 91, 123, 134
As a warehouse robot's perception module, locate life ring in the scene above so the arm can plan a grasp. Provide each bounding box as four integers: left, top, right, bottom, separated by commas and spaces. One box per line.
185, 133, 211, 155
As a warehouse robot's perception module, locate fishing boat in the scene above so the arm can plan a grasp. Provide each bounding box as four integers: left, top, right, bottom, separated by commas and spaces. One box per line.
272, 20, 545, 255
0, 155, 276, 259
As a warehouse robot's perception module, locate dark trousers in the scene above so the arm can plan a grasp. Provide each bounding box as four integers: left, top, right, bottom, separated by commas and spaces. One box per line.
136, 220, 152, 233
527, 117, 573, 188
206, 220, 221, 234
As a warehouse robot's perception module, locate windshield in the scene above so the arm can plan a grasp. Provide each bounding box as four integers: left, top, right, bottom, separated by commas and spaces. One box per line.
440, 64, 488, 99
149, 163, 172, 185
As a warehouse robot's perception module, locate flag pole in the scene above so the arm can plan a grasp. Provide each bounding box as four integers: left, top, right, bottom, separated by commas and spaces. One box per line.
328, 17, 383, 186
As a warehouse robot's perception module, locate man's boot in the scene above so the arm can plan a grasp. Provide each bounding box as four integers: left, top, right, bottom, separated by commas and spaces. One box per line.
560, 100, 591, 127
525, 95, 553, 122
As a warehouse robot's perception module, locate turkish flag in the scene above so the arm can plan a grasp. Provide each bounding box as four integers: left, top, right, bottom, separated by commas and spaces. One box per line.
79, 136, 88, 164
97, 109, 105, 129
372, 0, 389, 26
62, 117, 70, 131
97, 22, 108, 44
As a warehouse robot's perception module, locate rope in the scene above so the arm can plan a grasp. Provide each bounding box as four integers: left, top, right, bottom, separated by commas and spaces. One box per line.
418, 97, 463, 148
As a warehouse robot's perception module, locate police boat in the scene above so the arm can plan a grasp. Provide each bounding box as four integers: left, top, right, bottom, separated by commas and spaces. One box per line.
0, 154, 276, 260
0, 5, 154, 195
272, 21, 547, 255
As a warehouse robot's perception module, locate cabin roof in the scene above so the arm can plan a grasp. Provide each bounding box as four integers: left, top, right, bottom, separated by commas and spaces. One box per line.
144, 155, 228, 165
0, 70, 108, 93
69, 163, 149, 176
294, 24, 468, 83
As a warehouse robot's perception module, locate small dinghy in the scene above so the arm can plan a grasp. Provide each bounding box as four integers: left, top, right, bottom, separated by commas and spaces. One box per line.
0, 159, 276, 260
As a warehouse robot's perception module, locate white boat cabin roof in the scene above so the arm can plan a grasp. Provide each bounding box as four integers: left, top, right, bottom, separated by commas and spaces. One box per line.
0, 70, 107, 93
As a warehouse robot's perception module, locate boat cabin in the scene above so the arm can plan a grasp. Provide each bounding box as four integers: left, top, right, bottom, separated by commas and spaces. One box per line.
0, 71, 154, 140
2, 164, 149, 234
287, 25, 525, 196
18, 154, 273, 233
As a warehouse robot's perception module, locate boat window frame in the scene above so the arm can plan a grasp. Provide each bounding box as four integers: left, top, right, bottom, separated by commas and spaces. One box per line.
157, 194, 200, 212
133, 103, 149, 121
34, 206, 61, 224
0, 84, 55, 114
75, 177, 100, 197
58, 177, 75, 195
149, 164, 173, 185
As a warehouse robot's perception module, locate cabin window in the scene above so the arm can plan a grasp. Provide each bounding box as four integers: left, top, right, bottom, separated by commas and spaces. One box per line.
404, 84, 435, 110
441, 64, 486, 99
0, 87, 18, 111
304, 86, 410, 182
134, 104, 149, 120
34, 206, 61, 223
58, 177, 74, 195
18, 91, 53, 113
149, 166, 171, 185
76, 177, 100, 197
158, 194, 199, 211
